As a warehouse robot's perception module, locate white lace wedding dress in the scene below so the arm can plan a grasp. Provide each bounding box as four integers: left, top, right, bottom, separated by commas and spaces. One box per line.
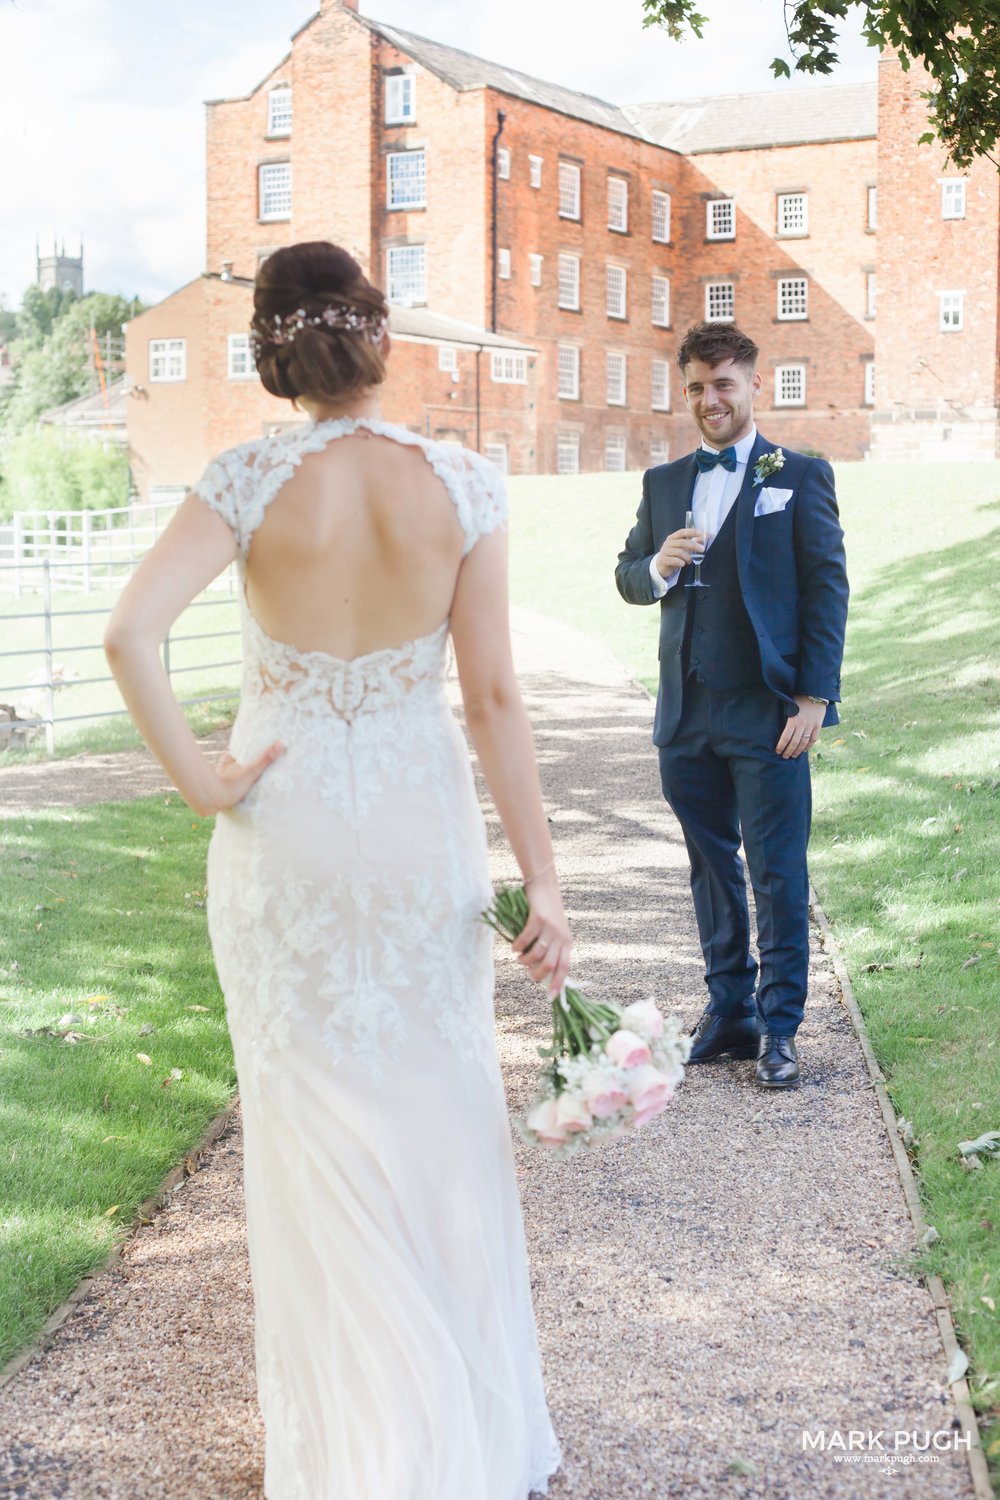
194, 417, 561, 1500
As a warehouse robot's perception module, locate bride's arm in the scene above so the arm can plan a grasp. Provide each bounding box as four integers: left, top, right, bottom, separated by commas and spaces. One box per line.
104, 496, 284, 816
450, 528, 571, 997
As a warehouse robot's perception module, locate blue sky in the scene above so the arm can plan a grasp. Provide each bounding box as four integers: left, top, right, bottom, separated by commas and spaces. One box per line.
0, 0, 876, 311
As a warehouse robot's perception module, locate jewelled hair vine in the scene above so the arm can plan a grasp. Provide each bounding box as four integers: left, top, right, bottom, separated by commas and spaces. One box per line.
250, 303, 388, 356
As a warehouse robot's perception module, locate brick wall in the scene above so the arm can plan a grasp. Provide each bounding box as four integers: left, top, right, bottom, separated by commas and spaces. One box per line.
873, 51, 999, 459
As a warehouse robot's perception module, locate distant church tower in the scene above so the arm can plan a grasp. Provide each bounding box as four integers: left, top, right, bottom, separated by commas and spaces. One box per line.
36, 237, 84, 296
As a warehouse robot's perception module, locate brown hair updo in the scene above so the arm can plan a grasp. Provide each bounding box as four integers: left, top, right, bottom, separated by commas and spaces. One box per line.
252, 241, 389, 404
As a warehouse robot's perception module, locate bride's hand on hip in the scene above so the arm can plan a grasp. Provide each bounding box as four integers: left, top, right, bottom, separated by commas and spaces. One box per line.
200, 741, 286, 814
512, 871, 572, 998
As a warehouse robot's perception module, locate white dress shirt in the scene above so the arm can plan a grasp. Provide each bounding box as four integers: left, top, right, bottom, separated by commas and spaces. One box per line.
649, 426, 758, 597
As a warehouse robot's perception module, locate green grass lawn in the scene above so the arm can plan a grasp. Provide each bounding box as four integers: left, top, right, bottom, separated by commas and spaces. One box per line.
0, 584, 240, 757
0, 799, 229, 1368
508, 459, 1000, 1470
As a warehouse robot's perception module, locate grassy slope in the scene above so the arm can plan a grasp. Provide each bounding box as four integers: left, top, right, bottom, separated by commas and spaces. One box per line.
507, 461, 1000, 1460
0, 799, 230, 1367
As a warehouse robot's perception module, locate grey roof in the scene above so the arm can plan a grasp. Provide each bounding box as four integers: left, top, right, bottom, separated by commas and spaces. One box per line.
40, 376, 128, 436
625, 81, 877, 153
388, 305, 535, 351
369, 19, 649, 141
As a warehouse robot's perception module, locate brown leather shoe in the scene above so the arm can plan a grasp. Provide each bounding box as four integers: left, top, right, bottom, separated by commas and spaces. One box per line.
755, 1033, 800, 1088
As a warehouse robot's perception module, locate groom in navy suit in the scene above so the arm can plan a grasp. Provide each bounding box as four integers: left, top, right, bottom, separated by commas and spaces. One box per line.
615, 323, 848, 1087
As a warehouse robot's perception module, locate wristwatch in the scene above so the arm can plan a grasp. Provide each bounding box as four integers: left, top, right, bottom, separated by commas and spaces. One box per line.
807, 696, 829, 706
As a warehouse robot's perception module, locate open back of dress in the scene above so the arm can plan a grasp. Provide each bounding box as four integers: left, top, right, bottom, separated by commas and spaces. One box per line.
194, 417, 560, 1500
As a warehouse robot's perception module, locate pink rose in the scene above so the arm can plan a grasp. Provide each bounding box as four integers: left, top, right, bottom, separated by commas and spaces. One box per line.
555, 1092, 593, 1134
627, 1065, 674, 1125
619, 998, 665, 1039
526, 1098, 567, 1147
581, 1073, 628, 1119
605, 1028, 652, 1069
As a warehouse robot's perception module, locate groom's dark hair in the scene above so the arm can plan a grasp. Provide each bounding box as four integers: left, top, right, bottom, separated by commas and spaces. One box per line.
677, 323, 759, 375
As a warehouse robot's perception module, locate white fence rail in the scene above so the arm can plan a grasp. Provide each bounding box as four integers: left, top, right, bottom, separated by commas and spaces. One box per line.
0, 500, 241, 755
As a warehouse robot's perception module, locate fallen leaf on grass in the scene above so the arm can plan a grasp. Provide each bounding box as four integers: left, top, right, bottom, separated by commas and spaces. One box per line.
135, 1052, 153, 1066
186, 1004, 210, 1013
920, 1226, 939, 1249
103, 1205, 120, 1218
101, 1136, 126, 1144
137, 1023, 157, 1036
958, 1131, 1000, 1161
982, 1296, 996, 1312
831, 737, 845, 747
160, 1068, 184, 1089
84, 995, 109, 1006
962, 954, 982, 970
945, 1350, 969, 1385
850, 729, 868, 740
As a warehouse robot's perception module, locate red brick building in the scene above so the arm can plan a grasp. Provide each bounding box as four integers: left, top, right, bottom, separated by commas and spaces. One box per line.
871, 51, 999, 460
127, 0, 889, 482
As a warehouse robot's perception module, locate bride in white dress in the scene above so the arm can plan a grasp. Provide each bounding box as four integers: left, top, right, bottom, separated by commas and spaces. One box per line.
105, 242, 569, 1498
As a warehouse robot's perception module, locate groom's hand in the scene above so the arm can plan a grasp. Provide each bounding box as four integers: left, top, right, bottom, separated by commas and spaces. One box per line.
654, 527, 707, 581
776, 698, 825, 759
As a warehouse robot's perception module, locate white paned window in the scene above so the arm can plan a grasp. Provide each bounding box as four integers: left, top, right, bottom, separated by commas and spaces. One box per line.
558, 161, 581, 219
484, 443, 508, 473
706, 198, 735, 239
385, 74, 416, 124
939, 291, 964, 331
529, 154, 543, 188
705, 282, 735, 322
557, 344, 580, 399
866, 272, 877, 318
227, 333, 255, 379
267, 87, 292, 137
529, 253, 543, 286
557, 435, 580, 475
608, 176, 628, 231
941, 180, 966, 219
606, 264, 627, 319
777, 277, 808, 320
651, 274, 670, 327
774, 365, 806, 406
497, 146, 511, 180
651, 189, 671, 243
605, 436, 627, 472
386, 244, 426, 304
149, 338, 186, 383
651, 358, 670, 411
387, 150, 426, 209
490, 351, 527, 384
498, 247, 511, 279
438, 346, 457, 372
650, 437, 670, 465
606, 351, 626, 406
259, 162, 291, 220
558, 253, 580, 310
777, 192, 807, 236
864, 362, 875, 406
867, 186, 877, 229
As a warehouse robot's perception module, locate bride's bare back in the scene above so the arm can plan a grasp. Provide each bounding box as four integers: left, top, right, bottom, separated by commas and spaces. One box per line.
245, 430, 464, 660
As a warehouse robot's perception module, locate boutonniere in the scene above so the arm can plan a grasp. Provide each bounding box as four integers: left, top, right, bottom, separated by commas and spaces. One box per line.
753, 449, 785, 487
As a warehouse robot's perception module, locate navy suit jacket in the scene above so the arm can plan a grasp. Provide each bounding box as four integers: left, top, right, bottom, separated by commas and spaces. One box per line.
615, 433, 849, 745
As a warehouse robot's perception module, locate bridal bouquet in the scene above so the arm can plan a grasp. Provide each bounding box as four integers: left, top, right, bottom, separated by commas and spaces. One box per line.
483, 886, 690, 1156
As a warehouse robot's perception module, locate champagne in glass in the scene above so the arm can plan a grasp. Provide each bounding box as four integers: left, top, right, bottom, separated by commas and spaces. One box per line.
684, 508, 711, 588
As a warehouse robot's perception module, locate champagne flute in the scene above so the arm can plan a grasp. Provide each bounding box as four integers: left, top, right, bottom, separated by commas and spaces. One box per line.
684, 508, 711, 588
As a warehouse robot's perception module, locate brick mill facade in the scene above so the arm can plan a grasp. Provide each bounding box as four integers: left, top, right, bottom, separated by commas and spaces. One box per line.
124, 0, 995, 490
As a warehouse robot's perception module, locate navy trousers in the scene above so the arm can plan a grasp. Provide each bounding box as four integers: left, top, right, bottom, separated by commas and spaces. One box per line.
658, 678, 812, 1038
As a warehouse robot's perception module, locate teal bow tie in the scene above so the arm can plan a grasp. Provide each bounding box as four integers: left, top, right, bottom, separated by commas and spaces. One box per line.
695, 446, 738, 473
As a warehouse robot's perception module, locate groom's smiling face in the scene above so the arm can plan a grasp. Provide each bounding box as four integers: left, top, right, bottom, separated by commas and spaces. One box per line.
683, 357, 761, 449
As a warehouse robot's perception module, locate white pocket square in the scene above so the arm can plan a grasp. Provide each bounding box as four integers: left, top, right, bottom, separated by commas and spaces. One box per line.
754, 487, 794, 517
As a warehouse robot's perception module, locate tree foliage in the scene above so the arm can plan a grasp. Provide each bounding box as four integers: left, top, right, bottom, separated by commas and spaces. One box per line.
0, 427, 130, 521
640, 0, 1000, 167
1, 291, 144, 435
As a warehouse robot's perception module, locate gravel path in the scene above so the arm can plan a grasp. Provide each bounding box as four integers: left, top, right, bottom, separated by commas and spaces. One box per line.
0, 611, 977, 1499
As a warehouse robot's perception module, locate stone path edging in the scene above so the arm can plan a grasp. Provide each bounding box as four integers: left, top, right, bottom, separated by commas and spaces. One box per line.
809, 897, 993, 1500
